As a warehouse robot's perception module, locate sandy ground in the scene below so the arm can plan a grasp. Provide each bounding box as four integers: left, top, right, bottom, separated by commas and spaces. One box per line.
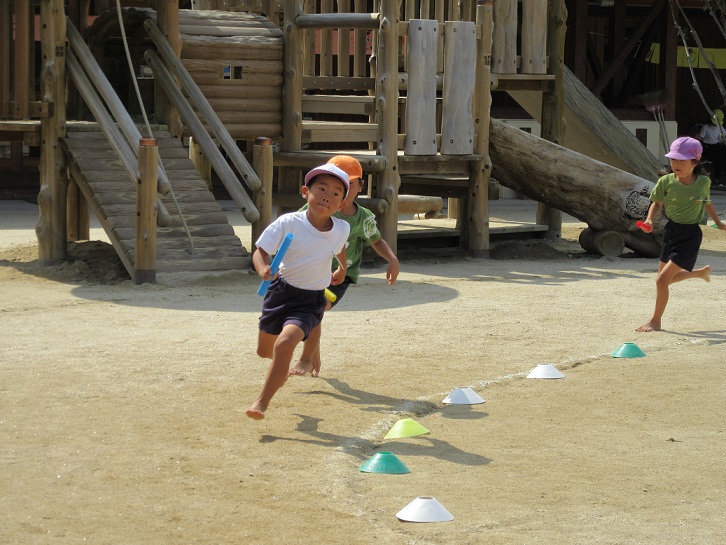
2, 197, 726, 545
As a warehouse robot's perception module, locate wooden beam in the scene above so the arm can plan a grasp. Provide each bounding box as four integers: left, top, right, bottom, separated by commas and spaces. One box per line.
593, 0, 667, 97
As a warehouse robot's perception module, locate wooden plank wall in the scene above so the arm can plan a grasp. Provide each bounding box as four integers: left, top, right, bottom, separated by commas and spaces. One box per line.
491, 0, 548, 75
179, 10, 284, 140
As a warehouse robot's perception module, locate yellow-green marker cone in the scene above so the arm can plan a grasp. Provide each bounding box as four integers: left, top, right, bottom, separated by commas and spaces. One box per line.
384, 418, 430, 440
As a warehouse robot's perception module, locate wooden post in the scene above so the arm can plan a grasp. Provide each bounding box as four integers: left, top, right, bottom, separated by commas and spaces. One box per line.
337, 0, 351, 77
155, 0, 182, 138
0, 1, 11, 118
320, 0, 333, 76
536, 0, 567, 238
280, 0, 305, 210
189, 137, 213, 190
66, 181, 90, 241
37, 0, 67, 264
252, 137, 274, 245
570, 0, 588, 81
375, 0, 401, 254
465, 0, 493, 257
303, 0, 316, 77
353, 0, 368, 77
66, 1, 90, 241
663, 2, 677, 121
135, 137, 158, 284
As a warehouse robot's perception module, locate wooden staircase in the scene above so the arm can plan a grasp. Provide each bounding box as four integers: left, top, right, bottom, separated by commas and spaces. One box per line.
62, 129, 250, 277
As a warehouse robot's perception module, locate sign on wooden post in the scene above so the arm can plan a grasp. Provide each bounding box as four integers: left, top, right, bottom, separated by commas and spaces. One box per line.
135, 137, 158, 284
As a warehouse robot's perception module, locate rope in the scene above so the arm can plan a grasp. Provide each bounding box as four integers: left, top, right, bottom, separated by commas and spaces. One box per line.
114, 0, 194, 254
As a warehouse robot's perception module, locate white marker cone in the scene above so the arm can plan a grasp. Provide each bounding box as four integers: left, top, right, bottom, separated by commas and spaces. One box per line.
396, 496, 454, 522
526, 363, 565, 379
442, 387, 485, 405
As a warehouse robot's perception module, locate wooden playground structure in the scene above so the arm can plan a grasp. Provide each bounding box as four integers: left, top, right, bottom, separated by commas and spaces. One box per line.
1, 0, 664, 280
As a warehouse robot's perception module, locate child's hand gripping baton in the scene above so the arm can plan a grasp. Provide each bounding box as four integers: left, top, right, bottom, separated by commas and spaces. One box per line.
257, 233, 293, 296
636, 220, 652, 233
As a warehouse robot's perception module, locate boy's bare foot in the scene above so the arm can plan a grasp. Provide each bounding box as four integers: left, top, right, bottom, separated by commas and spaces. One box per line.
245, 402, 266, 420
289, 358, 314, 376
635, 320, 661, 332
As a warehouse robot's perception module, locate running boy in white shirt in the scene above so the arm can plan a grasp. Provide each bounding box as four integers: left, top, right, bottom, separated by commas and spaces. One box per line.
246, 163, 350, 420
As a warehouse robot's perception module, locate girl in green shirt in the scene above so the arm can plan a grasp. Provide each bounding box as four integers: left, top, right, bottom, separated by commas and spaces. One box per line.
637, 137, 725, 332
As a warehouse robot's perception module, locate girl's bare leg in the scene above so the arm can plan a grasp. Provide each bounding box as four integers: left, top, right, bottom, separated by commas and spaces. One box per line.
636, 261, 710, 332
247, 324, 305, 419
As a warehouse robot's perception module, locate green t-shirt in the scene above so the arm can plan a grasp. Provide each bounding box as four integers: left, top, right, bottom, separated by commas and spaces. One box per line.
650, 173, 711, 224
299, 203, 381, 283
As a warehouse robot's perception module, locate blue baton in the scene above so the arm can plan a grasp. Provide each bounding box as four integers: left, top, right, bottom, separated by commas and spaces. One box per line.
257, 233, 293, 296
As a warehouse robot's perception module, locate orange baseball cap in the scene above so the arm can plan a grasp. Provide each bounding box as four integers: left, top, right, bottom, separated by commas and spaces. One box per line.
327, 155, 363, 181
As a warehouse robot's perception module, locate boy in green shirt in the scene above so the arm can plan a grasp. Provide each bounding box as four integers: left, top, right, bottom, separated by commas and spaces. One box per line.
290, 155, 399, 376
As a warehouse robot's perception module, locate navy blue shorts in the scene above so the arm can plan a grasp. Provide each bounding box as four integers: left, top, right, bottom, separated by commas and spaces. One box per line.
259, 277, 326, 340
327, 277, 353, 308
660, 220, 703, 272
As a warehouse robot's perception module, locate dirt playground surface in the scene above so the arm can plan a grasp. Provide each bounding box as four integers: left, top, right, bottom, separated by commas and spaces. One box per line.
2, 198, 725, 545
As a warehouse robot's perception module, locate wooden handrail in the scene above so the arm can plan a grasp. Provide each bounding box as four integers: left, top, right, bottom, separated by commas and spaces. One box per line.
65, 49, 171, 227
66, 19, 172, 195
294, 12, 380, 30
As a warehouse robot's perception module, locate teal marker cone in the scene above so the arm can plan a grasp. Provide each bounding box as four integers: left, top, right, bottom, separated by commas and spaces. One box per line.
359, 452, 410, 474
611, 342, 646, 358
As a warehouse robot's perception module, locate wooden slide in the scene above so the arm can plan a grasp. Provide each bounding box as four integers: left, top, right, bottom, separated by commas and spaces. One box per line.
506, 66, 663, 182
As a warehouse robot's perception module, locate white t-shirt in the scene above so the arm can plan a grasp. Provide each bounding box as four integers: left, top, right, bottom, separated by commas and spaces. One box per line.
255, 211, 350, 291
700, 123, 724, 145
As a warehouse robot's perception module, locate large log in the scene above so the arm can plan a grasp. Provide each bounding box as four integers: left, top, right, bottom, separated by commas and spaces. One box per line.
489, 118, 662, 257
398, 195, 443, 216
